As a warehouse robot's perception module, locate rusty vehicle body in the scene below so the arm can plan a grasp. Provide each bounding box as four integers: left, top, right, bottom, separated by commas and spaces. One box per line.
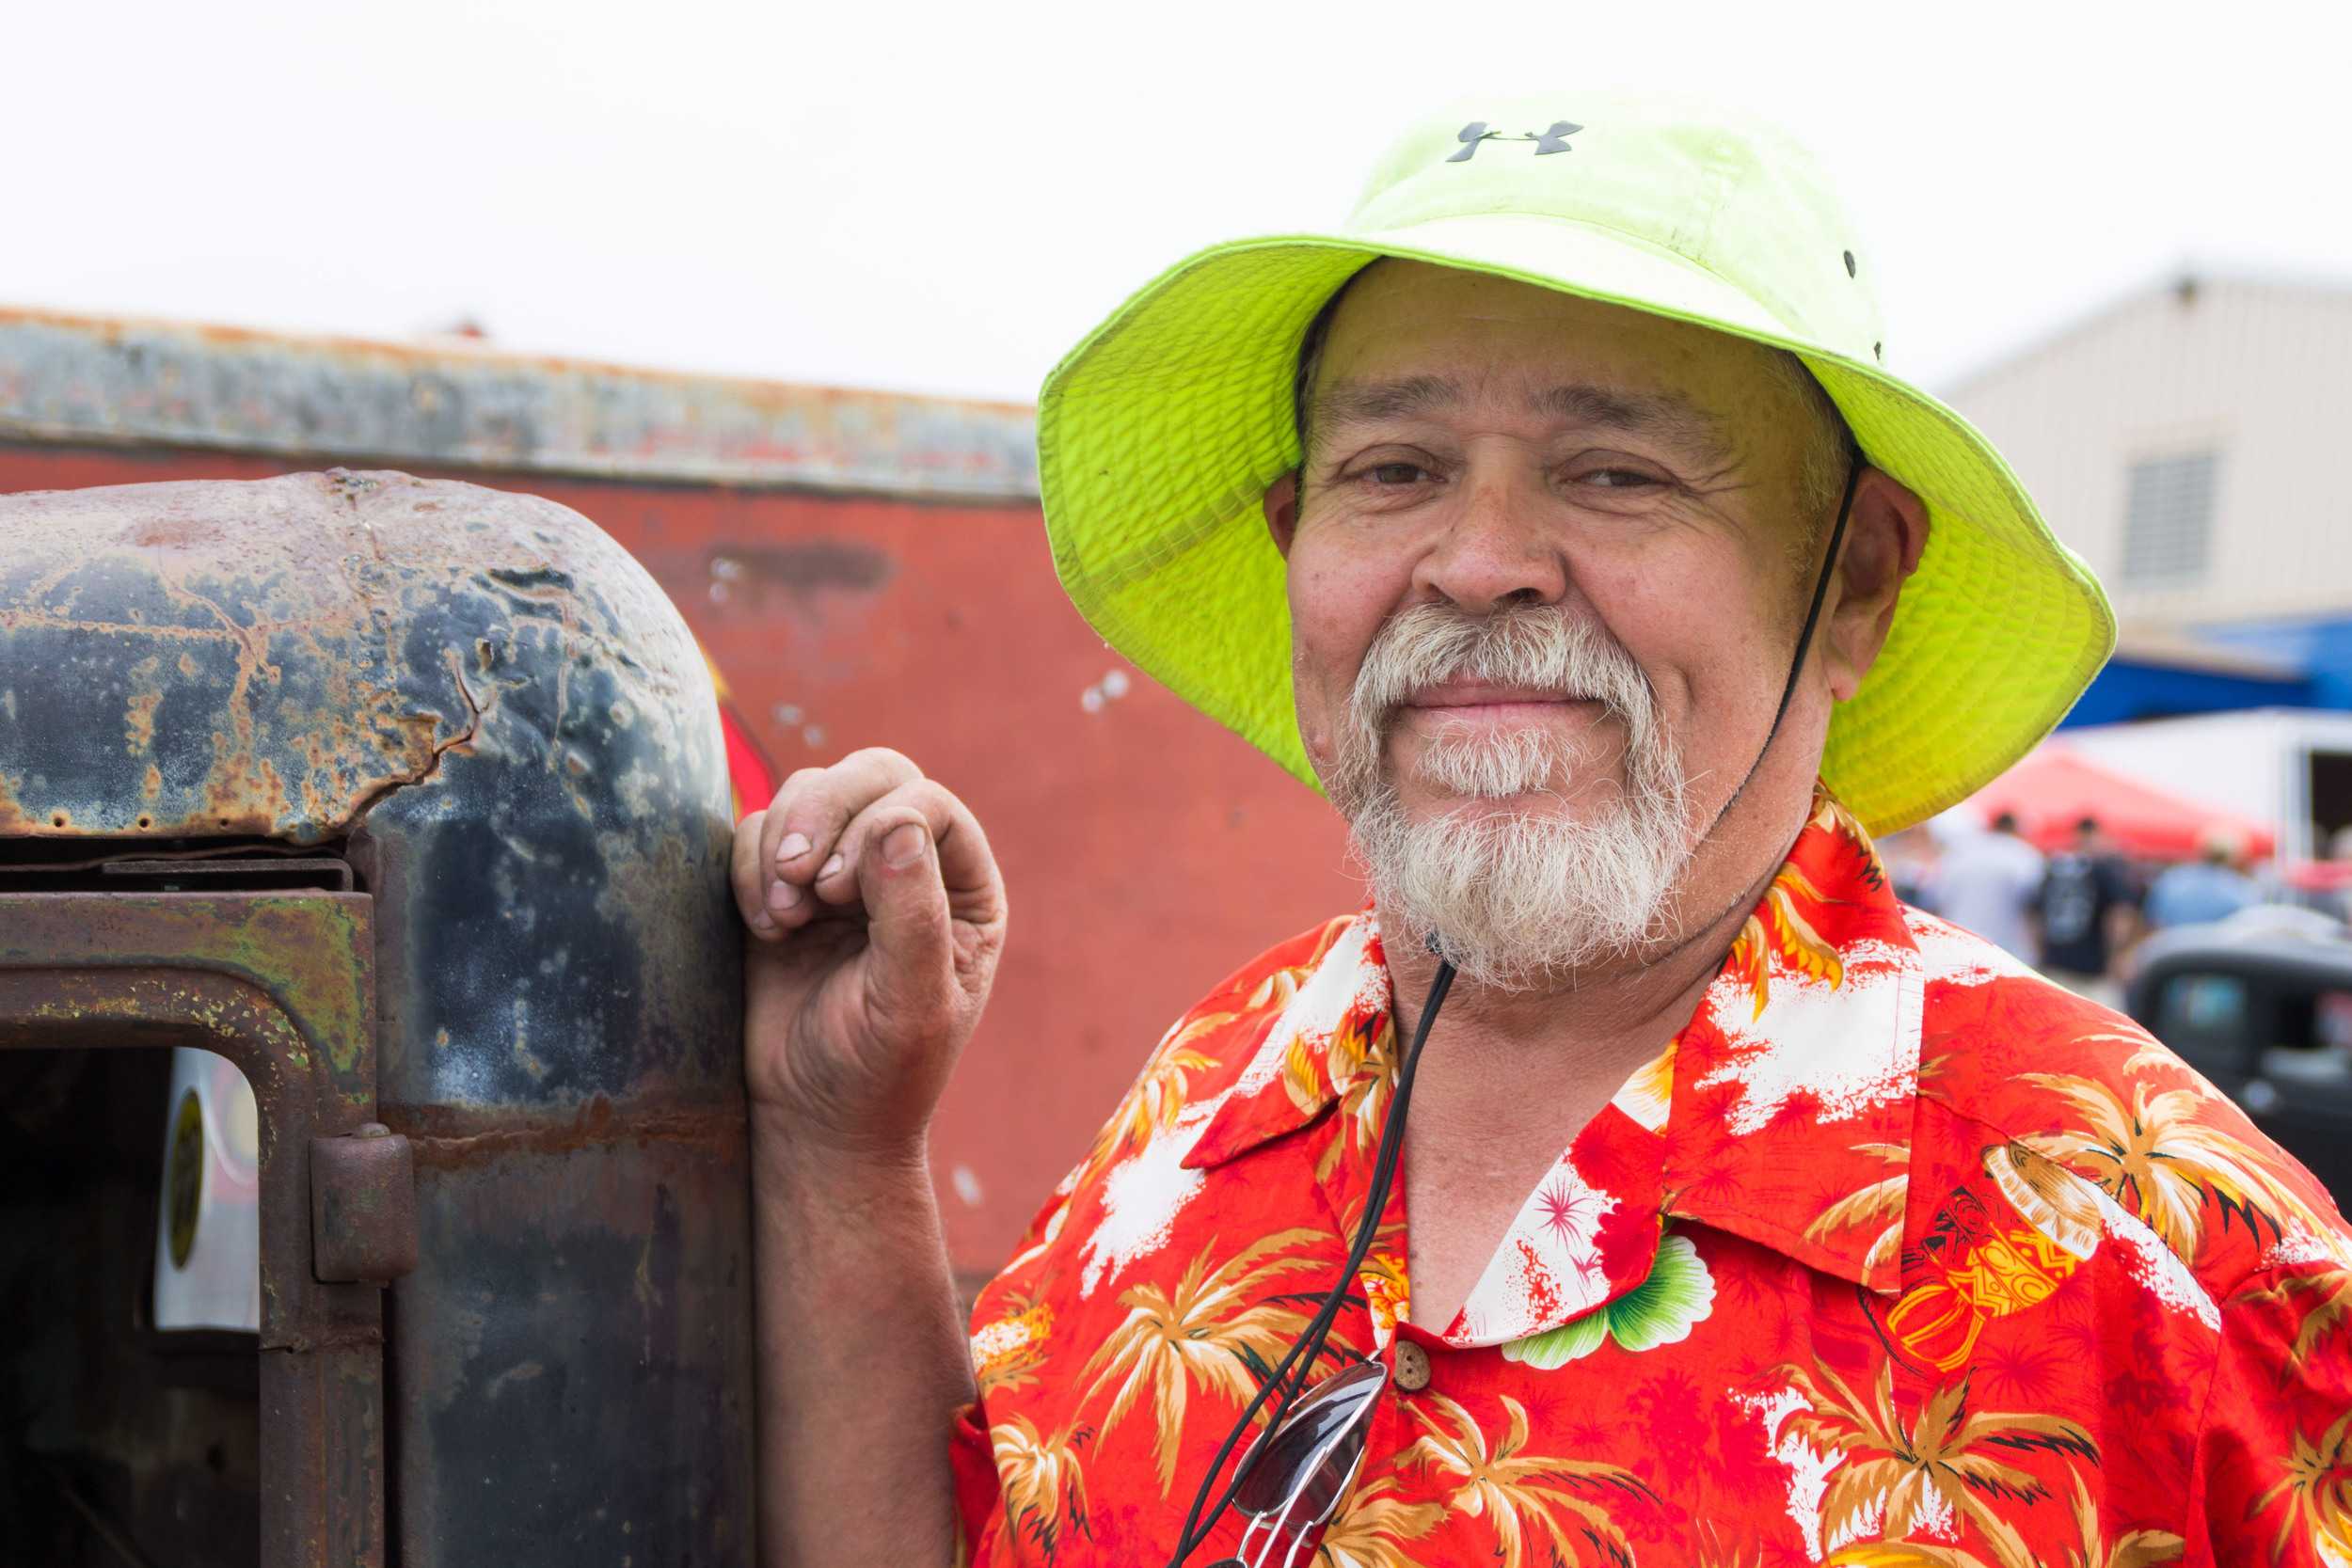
0, 470, 751, 1563
0, 309, 1361, 1294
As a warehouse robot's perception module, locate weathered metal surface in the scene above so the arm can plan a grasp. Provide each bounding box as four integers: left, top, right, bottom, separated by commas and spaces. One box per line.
0, 308, 1040, 500
106, 855, 357, 891
0, 468, 754, 1562
324, 472, 753, 1565
0, 467, 722, 849
0, 890, 383, 1568
311, 1125, 419, 1284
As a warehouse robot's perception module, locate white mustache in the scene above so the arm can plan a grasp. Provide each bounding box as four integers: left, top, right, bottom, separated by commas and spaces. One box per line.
1353, 603, 1654, 726
1329, 602, 1661, 810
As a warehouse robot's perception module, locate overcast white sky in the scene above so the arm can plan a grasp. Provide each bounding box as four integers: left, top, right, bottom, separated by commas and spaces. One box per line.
7, 1, 2345, 404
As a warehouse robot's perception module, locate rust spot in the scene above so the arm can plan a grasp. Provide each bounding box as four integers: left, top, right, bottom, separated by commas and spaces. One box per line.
484, 1360, 547, 1401
124, 689, 160, 751
391, 1095, 745, 1172
131, 518, 224, 549
257, 1323, 389, 1355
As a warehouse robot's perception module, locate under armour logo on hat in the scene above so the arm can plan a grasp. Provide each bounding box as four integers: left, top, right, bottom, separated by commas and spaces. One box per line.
1447, 120, 1582, 162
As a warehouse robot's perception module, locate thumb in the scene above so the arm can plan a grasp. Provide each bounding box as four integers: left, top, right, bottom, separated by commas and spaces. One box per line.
854, 811, 956, 1038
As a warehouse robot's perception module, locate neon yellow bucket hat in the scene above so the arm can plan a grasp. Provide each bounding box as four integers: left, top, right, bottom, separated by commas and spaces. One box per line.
1037, 92, 2114, 835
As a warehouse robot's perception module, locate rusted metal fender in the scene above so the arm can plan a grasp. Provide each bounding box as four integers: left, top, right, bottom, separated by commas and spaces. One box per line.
0, 467, 580, 840
0, 470, 753, 1564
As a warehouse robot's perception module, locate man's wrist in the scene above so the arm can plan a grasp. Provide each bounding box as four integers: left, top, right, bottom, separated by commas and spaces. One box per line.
750, 1101, 930, 1194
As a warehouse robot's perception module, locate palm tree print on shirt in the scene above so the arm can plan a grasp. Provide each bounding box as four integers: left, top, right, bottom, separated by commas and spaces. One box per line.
1770, 1359, 2097, 1568
1818, 1467, 2183, 1566
1399, 1391, 1656, 1568
1076, 1227, 1328, 1496
991, 1416, 1092, 1565
1313, 1474, 1445, 1568
2020, 1068, 2348, 1268
2250, 1404, 2352, 1565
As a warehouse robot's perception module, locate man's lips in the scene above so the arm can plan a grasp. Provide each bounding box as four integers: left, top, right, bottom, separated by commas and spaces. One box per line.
1403, 682, 1597, 713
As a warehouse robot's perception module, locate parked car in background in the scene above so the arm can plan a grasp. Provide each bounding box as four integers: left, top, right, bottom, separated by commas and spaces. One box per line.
2125, 906, 2352, 1202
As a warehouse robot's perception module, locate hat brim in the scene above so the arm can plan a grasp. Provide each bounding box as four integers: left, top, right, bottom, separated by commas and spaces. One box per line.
1038, 217, 2114, 836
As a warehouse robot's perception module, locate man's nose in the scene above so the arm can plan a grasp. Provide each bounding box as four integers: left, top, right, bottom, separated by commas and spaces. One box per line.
1411, 467, 1571, 614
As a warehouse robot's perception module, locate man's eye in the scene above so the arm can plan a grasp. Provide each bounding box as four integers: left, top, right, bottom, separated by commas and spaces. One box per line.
1364, 462, 1431, 486
1584, 467, 1659, 489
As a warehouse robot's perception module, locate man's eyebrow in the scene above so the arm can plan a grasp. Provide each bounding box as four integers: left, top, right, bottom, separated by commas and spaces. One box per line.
1530, 383, 1736, 463
1311, 374, 1736, 464
1310, 374, 1460, 434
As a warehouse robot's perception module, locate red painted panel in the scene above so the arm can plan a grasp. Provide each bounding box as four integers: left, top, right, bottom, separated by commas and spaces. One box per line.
0, 444, 1359, 1274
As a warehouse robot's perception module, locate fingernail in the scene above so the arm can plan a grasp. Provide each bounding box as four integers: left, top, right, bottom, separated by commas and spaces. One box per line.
750, 911, 776, 933
819, 852, 844, 880
777, 832, 811, 863
882, 822, 927, 867
768, 881, 802, 912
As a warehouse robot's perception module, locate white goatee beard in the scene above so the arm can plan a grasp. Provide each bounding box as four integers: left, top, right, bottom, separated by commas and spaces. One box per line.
1325, 602, 1698, 992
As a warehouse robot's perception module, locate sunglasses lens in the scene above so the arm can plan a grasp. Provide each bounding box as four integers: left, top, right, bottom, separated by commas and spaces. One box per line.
1232, 1360, 1390, 1524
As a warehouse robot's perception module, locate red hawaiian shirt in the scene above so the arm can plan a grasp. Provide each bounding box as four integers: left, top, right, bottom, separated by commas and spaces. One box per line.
951, 788, 2352, 1567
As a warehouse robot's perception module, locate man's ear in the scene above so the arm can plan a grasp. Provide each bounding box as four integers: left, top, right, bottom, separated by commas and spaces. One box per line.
1822, 467, 1930, 702
1263, 470, 1301, 558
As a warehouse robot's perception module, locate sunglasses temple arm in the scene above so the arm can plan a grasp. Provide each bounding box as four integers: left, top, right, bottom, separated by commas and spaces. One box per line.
1280, 1520, 1317, 1568
1237, 1455, 1327, 1568
1272, 1473, 1324, 1568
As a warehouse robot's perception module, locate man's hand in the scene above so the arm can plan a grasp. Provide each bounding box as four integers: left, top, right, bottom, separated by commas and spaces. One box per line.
735, 751, 998, 1563
729, 748, 1007, 1157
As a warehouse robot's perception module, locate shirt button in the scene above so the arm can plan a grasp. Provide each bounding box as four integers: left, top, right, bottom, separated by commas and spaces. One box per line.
1392, 1340, 1432, 1392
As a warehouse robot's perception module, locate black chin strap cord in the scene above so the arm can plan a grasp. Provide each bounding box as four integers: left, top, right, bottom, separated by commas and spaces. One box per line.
1166, 458, 1865, 1567
1690, 453, 1867, 847
1772, 456, 1867, 743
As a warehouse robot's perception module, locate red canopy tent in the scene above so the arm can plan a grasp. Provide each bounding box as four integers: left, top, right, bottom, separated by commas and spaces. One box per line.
1969, 748, 2277, 862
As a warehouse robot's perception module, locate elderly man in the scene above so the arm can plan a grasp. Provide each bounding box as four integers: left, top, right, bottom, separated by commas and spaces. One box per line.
735, 97, 2352, 1566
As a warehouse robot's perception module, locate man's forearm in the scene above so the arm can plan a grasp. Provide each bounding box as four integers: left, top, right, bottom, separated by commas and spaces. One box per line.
753, 1112, 977, 1566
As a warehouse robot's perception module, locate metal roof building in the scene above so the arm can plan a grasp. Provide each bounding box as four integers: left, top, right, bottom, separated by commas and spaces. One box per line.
1944, 274, 2352, 724
1943, 276, 2352, 856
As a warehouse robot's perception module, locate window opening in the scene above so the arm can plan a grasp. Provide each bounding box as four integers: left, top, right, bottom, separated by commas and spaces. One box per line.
155, 1049, 262, 1334
2119, 450, 2219, 587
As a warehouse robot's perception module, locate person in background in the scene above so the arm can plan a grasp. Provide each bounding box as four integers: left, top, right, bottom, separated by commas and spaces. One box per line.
1874, 824, 1941, 911
2034, 814, 2142, 1004
1924, 809, 2043, 958
2146, 823, 2262, 929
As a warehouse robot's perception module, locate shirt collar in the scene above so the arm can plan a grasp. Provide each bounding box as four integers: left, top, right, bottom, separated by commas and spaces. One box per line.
1184, 784, 1921, 1297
